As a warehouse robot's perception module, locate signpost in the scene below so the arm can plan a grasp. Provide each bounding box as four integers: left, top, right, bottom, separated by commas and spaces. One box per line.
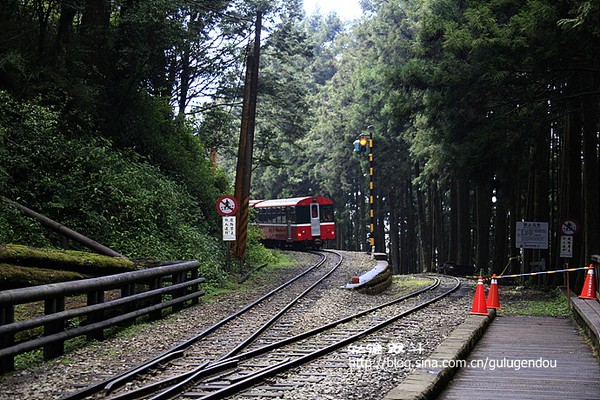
515, 221, 549, 250
558, 217, 578, 259
515, 221, 549, 281
560, 236, 573, 258
222, 216, 236, 241
558, 217, 579, 302
559, 218, 579, 236
216, 196, 238, 217
216, 196, 238, 270
559, 216, 579, 261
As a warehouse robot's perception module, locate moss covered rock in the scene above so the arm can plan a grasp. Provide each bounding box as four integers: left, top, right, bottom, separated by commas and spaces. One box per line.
0, 263, 90, 289
0, 244, 137, 276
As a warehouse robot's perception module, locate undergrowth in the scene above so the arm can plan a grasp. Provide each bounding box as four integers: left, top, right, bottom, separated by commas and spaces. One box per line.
498, 286, 571, 317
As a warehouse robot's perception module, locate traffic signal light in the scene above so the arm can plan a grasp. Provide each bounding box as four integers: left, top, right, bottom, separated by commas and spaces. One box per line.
358, 135, 369, 150
353, 134, 368, 155
359, 135, 368, 151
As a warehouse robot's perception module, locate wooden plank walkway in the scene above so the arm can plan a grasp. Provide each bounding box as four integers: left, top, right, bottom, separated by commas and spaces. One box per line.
437, 316, 600, 400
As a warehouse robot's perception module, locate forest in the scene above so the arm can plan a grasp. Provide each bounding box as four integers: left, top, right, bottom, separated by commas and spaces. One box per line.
0, 0, 598, 281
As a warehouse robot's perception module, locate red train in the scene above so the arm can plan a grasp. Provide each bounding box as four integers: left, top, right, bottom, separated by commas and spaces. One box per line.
251, 196, 336, 248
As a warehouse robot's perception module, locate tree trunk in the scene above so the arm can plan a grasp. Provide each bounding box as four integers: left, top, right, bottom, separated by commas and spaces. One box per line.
389, 187, 400, 274
560, 88, 583, 273
415, 164, 432, 271
81, 0, 110, 67
533, 123, 550, 282
448, 179, 458, 263
178, 47, 192, 117
456, 177, 471, 266
55, 0, 78, 69
582, 72, 600, 259
358, 184, 366, 251
431, 179, 445, 270
492, 177, 509, 275
399, 178, 414, 273
1, 197, 126, 258
398, 182, 407, 274
475, 180, 492, 273
34, 0, 56, 59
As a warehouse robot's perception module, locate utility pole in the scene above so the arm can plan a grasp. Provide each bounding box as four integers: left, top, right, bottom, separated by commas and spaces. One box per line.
233, 11, 262, 264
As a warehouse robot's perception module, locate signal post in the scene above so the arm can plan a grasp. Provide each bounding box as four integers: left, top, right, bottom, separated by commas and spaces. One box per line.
353, 126, 376, 254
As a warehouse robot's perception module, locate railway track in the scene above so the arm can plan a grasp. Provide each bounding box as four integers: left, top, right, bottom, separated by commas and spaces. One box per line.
173, 275, 459, 400
59, 252, 461, 400
59, 250, 341, 400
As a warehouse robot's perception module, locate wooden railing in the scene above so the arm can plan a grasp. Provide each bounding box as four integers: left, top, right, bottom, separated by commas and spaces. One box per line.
0, 261, 204, 373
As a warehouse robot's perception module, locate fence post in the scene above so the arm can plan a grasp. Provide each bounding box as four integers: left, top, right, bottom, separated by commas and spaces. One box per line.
149, 277, 162, 321
0, 261, 202, 367
86, 290, 105, 341
190, 268, 200, 306
172, 272, 186, 312
43, 296, 65, 360
119, 283, 136, 326
0, 304, 15, 373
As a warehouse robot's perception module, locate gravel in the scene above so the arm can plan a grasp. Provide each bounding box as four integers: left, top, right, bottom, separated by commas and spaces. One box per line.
0, 251, 473, 400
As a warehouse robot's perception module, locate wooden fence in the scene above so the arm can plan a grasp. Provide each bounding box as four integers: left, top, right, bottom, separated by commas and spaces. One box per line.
0, 261, 204, 373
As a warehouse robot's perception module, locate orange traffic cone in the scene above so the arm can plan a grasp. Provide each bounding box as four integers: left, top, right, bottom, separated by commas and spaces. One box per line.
486, 274, 502, 309
470, 276, 488, 315
579, 265, 597, 300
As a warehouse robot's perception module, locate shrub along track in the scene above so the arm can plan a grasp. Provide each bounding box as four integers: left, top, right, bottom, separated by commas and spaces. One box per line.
57, 250, 460, 400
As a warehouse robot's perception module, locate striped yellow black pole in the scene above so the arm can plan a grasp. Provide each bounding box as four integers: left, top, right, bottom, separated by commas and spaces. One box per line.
368, 126, 375, 253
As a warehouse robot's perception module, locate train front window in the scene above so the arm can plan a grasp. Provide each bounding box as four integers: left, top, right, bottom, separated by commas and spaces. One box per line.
311, 205, 318, 218
320, 205, 334, 222
295, 206, 310, 224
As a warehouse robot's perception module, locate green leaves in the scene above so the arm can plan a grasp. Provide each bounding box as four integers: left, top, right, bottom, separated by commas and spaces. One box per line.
0, 91, 224, 264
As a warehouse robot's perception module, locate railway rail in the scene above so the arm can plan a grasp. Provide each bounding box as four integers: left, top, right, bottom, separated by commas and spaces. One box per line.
58, 250, 341, 400
56, 250, 460, 400
172, 276, 459, 400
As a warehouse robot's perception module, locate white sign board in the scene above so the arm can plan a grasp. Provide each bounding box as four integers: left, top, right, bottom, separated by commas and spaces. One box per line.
559, 235, 573, 258
515, 221, 549, 249
222, 216, 236, 241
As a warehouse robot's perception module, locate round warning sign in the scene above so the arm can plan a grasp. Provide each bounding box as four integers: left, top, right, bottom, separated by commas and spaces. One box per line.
559, 218, 579, 236
216, 196, 238, 216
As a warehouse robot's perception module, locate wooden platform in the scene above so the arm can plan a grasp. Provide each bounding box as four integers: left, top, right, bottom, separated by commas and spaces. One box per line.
571, 295, 600, 355
437, 316, 600, 400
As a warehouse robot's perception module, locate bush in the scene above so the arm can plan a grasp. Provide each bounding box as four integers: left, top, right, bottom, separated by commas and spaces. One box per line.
0, 91, 277, 290
0, 91, 219, 260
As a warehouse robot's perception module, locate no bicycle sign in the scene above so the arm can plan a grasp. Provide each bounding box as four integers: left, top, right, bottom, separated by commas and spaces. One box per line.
216, 195, 238, 216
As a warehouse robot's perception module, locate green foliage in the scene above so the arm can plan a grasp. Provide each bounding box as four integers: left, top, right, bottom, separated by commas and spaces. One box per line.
0, 91, 226, 271
245, 224, 283, 267
0, 0, 305, 293
13, 349, 44, 371
0, 201, 52, 248
4, 0, 597, 290
102, 92, 228, 225
250, 1, 316, 199
500, 287, 571, 317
